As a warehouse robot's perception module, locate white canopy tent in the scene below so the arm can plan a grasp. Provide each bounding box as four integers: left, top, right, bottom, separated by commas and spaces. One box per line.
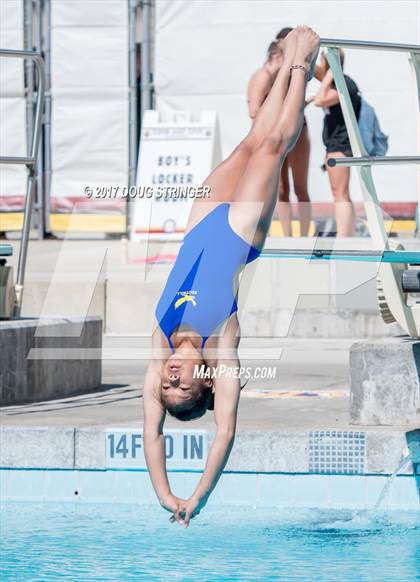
0, 1, 26, 209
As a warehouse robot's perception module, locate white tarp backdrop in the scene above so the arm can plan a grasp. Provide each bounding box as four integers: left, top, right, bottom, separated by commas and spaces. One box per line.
0, 0, 27, 208
154, 0, 420, 205
50, 0, 129, 212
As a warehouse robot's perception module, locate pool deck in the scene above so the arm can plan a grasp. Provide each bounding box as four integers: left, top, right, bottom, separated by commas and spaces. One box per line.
1, 336, 418, 476
1, 337, 352, 431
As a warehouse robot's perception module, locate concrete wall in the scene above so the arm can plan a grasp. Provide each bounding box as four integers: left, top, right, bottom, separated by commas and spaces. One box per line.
350, 338, 420, 426
0, 316, 102, 405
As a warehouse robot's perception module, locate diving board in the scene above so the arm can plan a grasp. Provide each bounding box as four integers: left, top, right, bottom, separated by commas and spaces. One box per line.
0, 244, 13, 257
261, 249, 420, 264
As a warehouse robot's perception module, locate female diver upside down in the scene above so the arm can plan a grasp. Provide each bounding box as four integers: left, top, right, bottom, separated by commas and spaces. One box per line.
143, 26, 320, 527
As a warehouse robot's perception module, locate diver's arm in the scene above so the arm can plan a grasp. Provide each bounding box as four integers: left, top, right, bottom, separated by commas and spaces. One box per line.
143, 362, 172, 505
194, 360, 240, 499
177, 316, 241, 526
143, 329, 185, 512
174, 362, 241, 528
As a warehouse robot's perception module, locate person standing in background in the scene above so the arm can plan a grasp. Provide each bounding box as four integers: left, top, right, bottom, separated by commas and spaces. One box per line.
248, 27, 322, 237
311, 50, 361, 237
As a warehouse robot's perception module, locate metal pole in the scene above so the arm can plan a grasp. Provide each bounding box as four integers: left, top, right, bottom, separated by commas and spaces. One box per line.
16, 52, 45, 315
127, 0, 138, 237
42, 0, 53, 235
34, 0, 45, 238
409, 51, 420, 239
321, 38, 420, 53
23, 0, 43, 239
0, 156, 36, 165
140, 0, 152, 118
23, 0, 34, 150
328, 155, 420, 167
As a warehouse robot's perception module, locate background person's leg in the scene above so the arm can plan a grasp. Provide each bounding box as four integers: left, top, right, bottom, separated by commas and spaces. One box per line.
326, 151, 355, 237
288, 124, 312, 236
277, 158, 292, 236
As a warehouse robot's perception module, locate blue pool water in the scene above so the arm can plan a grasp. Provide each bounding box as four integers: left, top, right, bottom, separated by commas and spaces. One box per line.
1, 502, 419, 581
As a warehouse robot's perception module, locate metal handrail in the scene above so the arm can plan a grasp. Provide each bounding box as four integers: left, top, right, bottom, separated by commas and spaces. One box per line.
322, 40, 420, 337
0, 48, 46, 316
321, 38, 420, 53
328, 155, 420, 167
0, 49, 45, 165
1, 156, 37, 166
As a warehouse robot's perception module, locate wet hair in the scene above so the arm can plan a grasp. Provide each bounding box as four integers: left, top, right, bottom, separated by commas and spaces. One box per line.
275, 27, 293, 41
164, 385, 214, 422
161, 368, 249, 422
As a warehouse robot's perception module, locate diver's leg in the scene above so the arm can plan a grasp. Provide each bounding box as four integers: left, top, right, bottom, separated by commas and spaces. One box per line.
186, 29, 300, 231
230, 27, 320, 248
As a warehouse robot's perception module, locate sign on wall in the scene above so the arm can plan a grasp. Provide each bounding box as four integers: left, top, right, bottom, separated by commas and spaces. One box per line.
106, 428, 208, 470
131, 110, 221, 240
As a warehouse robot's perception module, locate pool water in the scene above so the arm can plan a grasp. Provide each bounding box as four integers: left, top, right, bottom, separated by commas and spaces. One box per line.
1, 503, 419, 581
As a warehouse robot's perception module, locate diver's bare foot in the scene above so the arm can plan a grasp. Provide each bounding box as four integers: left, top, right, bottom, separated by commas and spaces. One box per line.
292, 26, 320, 79
280, 27, 299, 66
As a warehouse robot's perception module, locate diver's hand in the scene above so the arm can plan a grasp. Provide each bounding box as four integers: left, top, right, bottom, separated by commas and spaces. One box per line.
171, 494, 207, 528
160, 493, 187, 515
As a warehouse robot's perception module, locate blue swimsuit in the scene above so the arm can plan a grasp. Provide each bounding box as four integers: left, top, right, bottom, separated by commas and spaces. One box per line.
155, 203, 260, 350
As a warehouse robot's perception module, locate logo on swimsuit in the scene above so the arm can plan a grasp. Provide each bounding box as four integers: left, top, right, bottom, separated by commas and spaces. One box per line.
174, 290, 197, 309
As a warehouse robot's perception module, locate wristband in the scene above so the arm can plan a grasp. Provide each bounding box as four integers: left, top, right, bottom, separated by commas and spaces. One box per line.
290, 64, 309, 80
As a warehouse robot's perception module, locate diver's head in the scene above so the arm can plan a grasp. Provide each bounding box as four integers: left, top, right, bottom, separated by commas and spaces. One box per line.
160, 352, 214, 421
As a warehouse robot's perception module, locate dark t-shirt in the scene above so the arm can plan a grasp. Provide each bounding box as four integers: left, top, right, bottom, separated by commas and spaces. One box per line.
322, 74, 361, 154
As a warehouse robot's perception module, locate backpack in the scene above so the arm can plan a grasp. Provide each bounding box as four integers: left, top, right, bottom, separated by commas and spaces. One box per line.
358, 98, 389, 156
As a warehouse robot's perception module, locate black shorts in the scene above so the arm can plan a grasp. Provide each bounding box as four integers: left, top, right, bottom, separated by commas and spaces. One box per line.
325, 141, 352, 157
323, 126, 352, 157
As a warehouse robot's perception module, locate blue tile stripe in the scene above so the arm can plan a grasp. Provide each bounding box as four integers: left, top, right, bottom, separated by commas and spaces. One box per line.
1, 469, 418, 510
2, 467, 410, 477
